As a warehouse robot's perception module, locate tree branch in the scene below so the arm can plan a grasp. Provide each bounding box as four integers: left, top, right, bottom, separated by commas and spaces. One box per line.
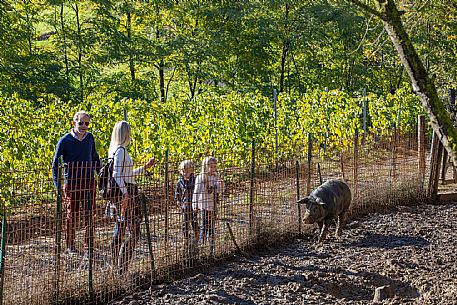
346, 0, 386, 21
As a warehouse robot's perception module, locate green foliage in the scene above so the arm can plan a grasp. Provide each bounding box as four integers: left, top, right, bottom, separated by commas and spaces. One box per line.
0, 88, 423, 170
0, 0, 455, 104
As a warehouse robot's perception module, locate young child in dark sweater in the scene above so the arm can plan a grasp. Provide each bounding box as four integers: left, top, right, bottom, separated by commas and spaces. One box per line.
174, 160, 198, 242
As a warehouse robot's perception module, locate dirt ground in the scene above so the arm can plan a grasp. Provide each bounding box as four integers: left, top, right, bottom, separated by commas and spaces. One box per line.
109, 202, 457, 305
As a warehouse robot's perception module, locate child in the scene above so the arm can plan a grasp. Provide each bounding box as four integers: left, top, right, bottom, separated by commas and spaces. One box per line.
174, 160, 198, 243
192, 156, 223, 255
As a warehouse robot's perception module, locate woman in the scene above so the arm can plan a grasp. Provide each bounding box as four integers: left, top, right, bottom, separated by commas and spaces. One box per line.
108, 120, 154, 274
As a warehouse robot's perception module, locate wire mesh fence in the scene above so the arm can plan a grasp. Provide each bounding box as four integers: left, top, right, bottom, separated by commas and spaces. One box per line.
0, 130, 427, 305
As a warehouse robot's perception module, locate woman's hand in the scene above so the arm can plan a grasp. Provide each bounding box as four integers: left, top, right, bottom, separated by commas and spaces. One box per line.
144, 158, 155, 169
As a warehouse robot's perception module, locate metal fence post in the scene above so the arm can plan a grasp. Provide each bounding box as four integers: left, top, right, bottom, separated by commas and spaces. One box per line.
390, 126, 398, 179
0, 207, 7, 305
362, 88, 368, 144
141, 193, 155, 278
87, 191, 94, 301
249, 141, 255, 236
306, 133, 312, 194
317, 163, 323, 185
54, 156, 63, 303
353, 129, 359, 198
273, 89, 279, 166
164, 150, 169, 242
295, 160, 301, 235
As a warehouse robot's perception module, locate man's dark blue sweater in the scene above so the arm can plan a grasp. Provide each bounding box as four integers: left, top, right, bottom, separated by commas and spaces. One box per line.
52, 132, 100, 189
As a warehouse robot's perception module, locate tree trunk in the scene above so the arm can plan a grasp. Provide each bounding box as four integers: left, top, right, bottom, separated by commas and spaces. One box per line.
158, 58, 165, 103
74, 3, 83, 103
187, 65, 198, 100
155, 1, 165, 103
60, 3, 69, 80
127, 11, 136, 83
279, 3, 290, 93
348, 0, 457, 166
26, 13, 33, 56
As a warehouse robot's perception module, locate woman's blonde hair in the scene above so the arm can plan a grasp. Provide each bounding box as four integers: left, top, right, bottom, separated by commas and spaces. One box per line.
108, 121, 131, 157
179, 160, 195, 175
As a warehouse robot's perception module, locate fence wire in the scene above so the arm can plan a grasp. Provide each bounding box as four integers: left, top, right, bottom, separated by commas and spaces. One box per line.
0, 131, 427, 305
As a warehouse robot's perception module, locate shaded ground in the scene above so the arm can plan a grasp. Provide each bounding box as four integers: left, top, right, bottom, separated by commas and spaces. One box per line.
109, 202, 457, 305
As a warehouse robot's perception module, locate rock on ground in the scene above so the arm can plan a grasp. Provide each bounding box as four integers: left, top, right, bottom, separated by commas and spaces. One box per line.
109, 203, 457, 305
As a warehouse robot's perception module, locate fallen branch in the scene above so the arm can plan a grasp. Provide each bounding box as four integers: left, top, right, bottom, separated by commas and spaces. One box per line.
225, 222, 250, 258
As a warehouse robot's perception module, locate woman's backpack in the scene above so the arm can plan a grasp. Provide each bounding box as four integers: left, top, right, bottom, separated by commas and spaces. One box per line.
98, 147, 124, 199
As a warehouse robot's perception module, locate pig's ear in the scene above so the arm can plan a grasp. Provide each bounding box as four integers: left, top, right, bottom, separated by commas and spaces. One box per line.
297, 197, 309, 204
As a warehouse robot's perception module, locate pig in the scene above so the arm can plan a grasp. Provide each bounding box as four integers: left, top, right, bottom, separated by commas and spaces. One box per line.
297, 179, 351, 242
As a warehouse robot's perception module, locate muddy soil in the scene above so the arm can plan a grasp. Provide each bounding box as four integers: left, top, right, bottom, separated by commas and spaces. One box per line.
109, 202, 457, 305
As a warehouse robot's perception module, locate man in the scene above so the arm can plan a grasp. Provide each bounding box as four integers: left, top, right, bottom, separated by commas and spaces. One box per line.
52, 110, 100, 254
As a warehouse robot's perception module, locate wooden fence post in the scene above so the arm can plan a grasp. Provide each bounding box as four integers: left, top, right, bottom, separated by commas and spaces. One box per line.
432, 142, 444, 201
427, 132, 439, 197
441, 149, 449, 183
428, 133, 443, 200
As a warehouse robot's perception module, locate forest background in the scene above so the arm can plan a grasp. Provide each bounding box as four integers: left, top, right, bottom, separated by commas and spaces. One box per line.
0, 0, 456, 172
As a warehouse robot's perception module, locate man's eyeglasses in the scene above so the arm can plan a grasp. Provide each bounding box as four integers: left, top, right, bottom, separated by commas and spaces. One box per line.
77, 121, 90, 126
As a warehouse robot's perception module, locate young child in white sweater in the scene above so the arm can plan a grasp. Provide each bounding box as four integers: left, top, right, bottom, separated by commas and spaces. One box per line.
193, 156, 223, 255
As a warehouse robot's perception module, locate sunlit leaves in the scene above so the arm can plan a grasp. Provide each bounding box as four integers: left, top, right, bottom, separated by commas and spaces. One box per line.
0, 87, 423, 174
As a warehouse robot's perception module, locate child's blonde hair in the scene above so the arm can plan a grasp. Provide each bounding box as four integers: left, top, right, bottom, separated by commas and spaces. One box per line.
200, 156, 217, 189
201, 156, 217, 174
179, 160, 194, 175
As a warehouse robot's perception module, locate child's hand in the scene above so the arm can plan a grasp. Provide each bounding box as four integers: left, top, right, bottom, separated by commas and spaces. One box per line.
218, 178, 225, 192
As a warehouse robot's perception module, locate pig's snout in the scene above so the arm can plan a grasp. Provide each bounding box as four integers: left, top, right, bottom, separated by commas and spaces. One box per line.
302, 212, 315, 224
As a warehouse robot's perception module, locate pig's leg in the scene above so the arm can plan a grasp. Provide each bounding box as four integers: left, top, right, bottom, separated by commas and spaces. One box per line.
335, 213, 346, 238
335, 215, 341, 238
317, 221, 327, 242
